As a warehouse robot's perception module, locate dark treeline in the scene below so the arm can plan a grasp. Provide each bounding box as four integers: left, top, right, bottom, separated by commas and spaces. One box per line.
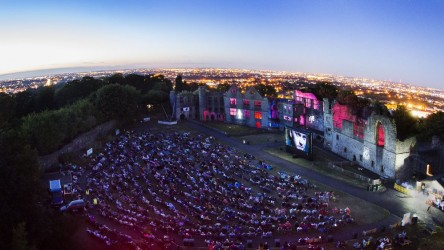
1, 73, 173, 154
0, 73, 173, 249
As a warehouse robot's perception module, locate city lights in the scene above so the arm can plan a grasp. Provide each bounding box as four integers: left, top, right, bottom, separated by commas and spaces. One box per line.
2, 68, 442, 115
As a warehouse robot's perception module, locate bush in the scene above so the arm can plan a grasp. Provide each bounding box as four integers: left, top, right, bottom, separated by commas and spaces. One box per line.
95, 84, 140, 121
20, 99, 98, 155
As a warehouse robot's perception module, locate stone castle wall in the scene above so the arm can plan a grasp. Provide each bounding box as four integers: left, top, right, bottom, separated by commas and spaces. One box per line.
224, 85, 270, 128
324, 99, 416, 179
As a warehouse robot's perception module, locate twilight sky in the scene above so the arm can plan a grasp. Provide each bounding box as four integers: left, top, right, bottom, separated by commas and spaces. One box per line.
1, 0, 443, 89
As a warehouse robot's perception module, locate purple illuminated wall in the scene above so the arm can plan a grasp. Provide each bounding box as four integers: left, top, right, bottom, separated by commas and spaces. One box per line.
294, 90, 320, 110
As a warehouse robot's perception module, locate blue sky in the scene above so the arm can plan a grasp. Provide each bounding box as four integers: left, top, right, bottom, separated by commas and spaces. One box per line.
1, 0, 443, 89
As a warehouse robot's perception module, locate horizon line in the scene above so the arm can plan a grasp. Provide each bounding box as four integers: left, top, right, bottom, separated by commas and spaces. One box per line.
0, 65, 442, 92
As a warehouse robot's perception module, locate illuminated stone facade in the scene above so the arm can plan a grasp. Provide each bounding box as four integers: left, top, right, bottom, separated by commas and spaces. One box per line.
172, 85, 417, 179
170, 86, 224, 121
323, 99, 416, 178
280, 90, 324, 133
198, 86, 225, 122
170, 91, 198, 120
224, 85, 270, 128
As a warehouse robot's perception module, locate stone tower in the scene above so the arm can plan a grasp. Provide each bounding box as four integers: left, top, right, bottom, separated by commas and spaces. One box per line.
170, 90, 176, 119
198, 86, 206, 121
323, 98, 333, 149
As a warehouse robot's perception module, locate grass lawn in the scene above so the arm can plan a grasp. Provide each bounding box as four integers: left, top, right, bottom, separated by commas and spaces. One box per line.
237, 132, 284, 145
265, 147, 370, 189
203, 122, 270, 136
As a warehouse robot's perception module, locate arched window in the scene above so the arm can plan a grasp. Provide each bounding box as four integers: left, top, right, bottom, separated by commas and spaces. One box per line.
376, 122, 385, 147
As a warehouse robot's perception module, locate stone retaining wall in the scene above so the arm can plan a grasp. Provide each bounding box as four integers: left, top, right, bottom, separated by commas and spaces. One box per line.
38, 120, 117, 170
328, 162, 374, 183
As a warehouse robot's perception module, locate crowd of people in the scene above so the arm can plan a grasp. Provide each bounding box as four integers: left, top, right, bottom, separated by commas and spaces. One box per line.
66, 128, 356, 249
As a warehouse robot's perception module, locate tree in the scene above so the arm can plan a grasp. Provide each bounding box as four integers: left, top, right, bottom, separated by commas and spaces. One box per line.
69, 99, 97, 134
216, 83, 231, 93
11, 222, 34, 250
312, 82, 338, 100
124, 74, 146, 92
392, 105, 418, 141
35, 86, 55, 112
20, 99, 97, 155
0, 92, 15, 129
0, 128, 79, 250
336, 90, 371, 117
54, 77, 104, 108
175, 75, 186, 92
107, 73, 124, 85
255, 84, 277, 97
144, 90, 168, 104
417, 111, 444, 142
372, 101, 389, 116
185, 82, 205, 92
336, 90, 358, 106
95, 84, 140, 121
21, 110, 67, 154
14, 88, 37, 118
0, 130, 40, 249
152, 80, 173, 93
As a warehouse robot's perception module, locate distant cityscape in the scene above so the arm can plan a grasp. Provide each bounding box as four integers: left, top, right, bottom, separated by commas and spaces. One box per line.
1, 68, 443, 117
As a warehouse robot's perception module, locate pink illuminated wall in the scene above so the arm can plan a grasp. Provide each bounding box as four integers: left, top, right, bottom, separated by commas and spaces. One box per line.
376, 122, 385, 147
299, 115, 305, 126
203, 110, 224, 121
332, 103, 356, 129
332, 103, 365, 139
294, 90, 320, 110
332, 103, 388, 146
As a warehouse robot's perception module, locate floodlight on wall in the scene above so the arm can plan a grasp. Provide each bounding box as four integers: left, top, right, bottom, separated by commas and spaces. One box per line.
309, 115, 315, 123
237, 109, 243, 119
426, 164, 433, 176
363, 147, 370, 161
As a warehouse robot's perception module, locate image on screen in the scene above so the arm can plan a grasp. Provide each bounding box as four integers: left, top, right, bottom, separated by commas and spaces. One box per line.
288, 130, 308, 152
285, 127, 312, 159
